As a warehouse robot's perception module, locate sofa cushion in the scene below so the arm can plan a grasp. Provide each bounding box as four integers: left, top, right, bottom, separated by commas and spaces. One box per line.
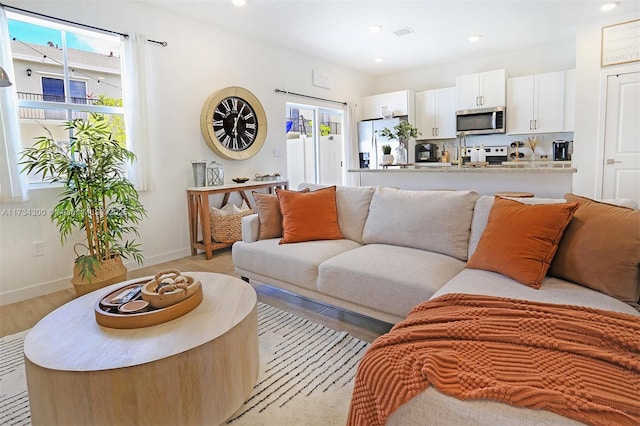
252, 188, 310, 240
277, 186, 343, 244
549, 194, 640, 303
335, 185, 375, 244
232, 238, 361, 291
298, 183, 376, 244
468, 196, 567, 259
467, 197, 579, 289
317, 244, 466, 318
252, 192, 283, 240
362, 187, 479, 261
431, 269, 640, 316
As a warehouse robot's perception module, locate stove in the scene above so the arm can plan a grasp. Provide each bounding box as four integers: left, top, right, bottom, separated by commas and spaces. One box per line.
462, 146, 508, 165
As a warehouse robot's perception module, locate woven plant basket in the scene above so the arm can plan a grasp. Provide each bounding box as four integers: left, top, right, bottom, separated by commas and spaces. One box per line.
210, 208, 254, 243
71, 255, 128, 297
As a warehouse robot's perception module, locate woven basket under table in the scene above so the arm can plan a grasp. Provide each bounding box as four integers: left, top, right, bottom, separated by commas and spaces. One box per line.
210, 209, 254, 243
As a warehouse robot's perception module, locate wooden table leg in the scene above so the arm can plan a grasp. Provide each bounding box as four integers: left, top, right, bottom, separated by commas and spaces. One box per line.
198, 193, 214, 260
187, 193, 198, 256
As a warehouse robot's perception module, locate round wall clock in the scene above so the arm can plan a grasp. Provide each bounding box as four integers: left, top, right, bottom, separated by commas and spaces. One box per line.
200, 86, 268, 160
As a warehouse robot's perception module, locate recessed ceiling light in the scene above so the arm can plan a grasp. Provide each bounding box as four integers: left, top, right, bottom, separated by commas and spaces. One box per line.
232, 0, 247, 7
468, 34, 482, 42
600, 2, 617, 11
369, 25, 382, 33
375, 57, 384, 64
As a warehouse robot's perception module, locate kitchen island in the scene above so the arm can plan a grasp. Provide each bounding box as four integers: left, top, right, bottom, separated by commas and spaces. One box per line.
348, 164, 576, 198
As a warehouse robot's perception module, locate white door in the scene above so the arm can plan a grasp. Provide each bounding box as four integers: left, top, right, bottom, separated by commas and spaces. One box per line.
602, 71, 640, 203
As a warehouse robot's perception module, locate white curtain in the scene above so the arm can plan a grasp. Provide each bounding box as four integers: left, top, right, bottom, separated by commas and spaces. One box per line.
121, 33, 155, 191
342, 103, 359, 186
0, 7, 29, 202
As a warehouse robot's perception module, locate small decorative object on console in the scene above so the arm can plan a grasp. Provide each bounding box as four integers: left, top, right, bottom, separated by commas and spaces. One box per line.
207, 160, 224, 186
255, 172, 282, 181
232, 177, 250, 183
141, 269, 202, 309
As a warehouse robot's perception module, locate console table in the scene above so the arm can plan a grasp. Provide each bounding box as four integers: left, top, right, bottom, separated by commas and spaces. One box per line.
187, 180, 288, 259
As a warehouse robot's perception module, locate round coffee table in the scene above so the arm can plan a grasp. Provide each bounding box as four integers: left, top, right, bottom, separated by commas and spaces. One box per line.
23, 272, 258, 426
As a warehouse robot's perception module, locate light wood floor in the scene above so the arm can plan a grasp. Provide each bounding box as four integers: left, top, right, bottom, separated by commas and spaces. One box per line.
0, 248, 392, 342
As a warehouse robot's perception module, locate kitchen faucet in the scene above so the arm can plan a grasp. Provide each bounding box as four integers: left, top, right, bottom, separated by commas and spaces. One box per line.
457, 132, 467, 168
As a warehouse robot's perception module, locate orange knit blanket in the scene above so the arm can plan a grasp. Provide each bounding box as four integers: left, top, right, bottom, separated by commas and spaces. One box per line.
348, 293, 640, 426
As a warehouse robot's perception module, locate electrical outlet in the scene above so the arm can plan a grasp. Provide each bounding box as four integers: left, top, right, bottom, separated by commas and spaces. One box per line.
32, 241, 44, 257
273, 148, 282, 157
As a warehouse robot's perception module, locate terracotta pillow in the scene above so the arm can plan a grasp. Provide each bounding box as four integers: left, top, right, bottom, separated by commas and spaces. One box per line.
549, 194, 640, 302
466, 196, 579, 288
276, 186, 343, 244
252, 188, 310, 240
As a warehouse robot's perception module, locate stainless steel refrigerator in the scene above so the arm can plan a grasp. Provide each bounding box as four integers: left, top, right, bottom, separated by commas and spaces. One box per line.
357, 117, 406, 169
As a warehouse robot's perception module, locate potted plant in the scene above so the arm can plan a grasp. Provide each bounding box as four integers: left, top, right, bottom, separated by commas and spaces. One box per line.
381, 144, 394, 165
378, 121, 421, 164
20, 113, 147, 296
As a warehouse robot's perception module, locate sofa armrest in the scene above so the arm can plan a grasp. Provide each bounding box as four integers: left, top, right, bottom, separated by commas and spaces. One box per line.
241, 214, 260, 242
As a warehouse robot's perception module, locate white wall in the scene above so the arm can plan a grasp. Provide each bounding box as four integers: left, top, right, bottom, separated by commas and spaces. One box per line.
573, 11, 640, 199
372, 41, 577, 94
0, 0, 373, 304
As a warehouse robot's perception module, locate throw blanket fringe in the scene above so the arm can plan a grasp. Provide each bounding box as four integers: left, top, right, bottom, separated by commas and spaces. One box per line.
348, 293, 640, 426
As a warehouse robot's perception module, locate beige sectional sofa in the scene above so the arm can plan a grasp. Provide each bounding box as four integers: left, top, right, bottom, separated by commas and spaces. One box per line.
232, 185, 638, 324
232, 184, 639, 425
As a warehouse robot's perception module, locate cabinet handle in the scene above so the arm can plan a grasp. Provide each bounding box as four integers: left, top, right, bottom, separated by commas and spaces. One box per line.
479, 96, 483, 106
534, 119, 537, 130
475, 96, 479, 106
436, 128, 439, 136
606, 159, 622, 165
529, 120, 533, 130
432, 128, 435, 136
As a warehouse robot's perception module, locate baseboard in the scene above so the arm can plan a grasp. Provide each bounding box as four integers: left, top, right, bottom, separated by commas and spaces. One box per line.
0, 277, 73, 306
0, 248, 193, 306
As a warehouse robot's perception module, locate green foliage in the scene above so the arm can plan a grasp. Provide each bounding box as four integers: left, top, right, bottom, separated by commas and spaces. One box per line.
92, 95, 126, 147
377, 121, 421, 141
382, 144, 392, 155
19, 113, 147, 281
319, 124, 331, 136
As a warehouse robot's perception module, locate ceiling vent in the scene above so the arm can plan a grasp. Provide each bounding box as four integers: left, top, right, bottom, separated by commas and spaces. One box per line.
393, 27, 415, 37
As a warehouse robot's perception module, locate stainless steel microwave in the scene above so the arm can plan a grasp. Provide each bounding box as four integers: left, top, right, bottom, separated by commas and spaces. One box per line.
456, 106, 506, 135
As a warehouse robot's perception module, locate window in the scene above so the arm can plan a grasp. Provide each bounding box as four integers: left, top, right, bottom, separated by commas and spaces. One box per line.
7, 12, 125, 183
285, 103, 344, 189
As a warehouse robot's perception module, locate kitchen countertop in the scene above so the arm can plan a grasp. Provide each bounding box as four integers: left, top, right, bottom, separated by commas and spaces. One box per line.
349, 164, 576, 173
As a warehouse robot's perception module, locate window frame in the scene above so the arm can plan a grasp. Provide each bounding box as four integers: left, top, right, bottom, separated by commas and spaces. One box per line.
8, 11, 126, 186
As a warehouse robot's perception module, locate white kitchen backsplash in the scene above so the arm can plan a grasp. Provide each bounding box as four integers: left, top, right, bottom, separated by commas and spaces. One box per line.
422, 132, 574, 161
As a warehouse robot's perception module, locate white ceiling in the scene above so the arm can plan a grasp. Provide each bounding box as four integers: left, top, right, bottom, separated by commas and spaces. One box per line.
146, 0, 640, 76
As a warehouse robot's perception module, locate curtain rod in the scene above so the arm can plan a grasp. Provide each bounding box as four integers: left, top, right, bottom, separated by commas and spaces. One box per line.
0, 2, 167, 47
275, 89, 347, 106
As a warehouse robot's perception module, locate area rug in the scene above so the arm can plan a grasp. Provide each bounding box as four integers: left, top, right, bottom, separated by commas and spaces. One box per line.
0, 302, 369, 426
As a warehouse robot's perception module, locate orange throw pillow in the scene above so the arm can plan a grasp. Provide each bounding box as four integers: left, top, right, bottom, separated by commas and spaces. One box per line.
549, 194, 640, 302
253, 188, 310, 240
276, 186, 343, 244
466, 196, 579, 288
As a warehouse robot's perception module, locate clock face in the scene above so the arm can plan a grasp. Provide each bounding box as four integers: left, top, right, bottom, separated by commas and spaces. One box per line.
200, 87, 267, 160
213, 96, 257, 151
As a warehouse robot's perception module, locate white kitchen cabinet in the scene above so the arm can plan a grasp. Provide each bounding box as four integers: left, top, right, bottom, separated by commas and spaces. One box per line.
362, 90, 414, 121
415, 87, 456, 139
456, 69, 506, 110
563, 69, 576, 132
506, 71, 565, 134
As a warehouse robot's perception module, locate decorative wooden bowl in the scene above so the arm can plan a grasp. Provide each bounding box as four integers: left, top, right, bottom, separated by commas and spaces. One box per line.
141, 269, 201, 309
95, 279, 203, 329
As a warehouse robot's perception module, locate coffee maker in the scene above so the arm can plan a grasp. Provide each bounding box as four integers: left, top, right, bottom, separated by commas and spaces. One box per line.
553, 140, 572, 161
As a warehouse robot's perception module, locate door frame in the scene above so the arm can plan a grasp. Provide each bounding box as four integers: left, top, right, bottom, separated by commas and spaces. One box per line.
596, 62, 640, 199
